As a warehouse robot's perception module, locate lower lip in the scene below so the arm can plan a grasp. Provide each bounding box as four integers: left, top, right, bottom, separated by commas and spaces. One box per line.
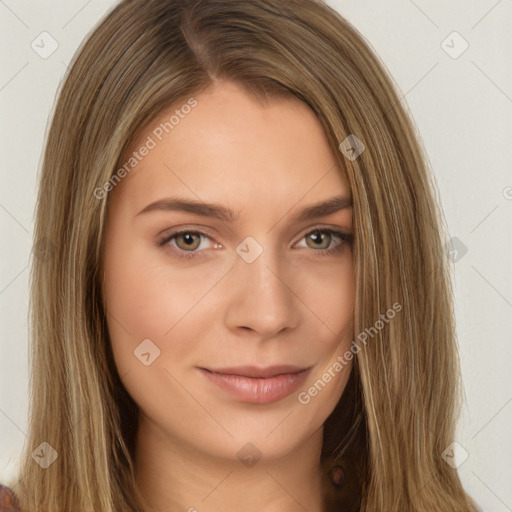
199, 368, 310, 404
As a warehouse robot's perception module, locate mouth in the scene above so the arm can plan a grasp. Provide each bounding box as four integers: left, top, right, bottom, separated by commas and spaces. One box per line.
197, 365, 311, 404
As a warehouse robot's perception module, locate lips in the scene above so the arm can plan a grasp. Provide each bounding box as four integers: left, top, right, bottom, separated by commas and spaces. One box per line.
204, 365, 308, 378
198, 365, 311, 404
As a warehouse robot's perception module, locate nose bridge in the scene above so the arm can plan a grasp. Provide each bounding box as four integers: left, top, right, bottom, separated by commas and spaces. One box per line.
224, 236, 299, 336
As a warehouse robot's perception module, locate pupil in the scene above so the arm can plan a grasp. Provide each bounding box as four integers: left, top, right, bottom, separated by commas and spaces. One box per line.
183, 233, 195, 246
312, 232, 326, 245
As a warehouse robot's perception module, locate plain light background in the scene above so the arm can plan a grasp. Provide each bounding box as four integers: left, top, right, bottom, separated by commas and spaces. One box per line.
0, 1, 511, 510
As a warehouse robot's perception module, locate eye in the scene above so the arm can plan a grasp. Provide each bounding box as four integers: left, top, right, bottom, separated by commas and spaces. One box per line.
296, 228, 352, 255
173, 231, 205, 251
158, 227, 353, 260
158, 229, 218, 259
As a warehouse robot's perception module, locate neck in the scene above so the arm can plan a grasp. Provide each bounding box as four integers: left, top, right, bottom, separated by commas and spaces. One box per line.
134, 413, 327, 512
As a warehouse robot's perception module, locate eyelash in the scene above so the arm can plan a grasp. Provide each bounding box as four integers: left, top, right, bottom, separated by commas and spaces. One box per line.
157, 228, 353, 260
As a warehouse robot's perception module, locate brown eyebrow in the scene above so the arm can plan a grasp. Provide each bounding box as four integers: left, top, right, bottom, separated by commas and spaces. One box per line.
136, 195, 352, 223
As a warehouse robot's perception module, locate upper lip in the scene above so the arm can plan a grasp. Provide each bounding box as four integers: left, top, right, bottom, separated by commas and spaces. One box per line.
200, 365, 309, 378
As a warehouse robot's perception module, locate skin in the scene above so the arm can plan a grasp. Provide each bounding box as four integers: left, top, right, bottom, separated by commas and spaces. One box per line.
102, 80, 355, 512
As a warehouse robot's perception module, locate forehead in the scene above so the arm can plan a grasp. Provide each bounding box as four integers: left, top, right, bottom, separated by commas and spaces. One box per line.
109, 81, 350, 217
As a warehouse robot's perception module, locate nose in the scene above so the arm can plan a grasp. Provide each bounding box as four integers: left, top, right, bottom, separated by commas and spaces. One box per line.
223, 244, 300, 339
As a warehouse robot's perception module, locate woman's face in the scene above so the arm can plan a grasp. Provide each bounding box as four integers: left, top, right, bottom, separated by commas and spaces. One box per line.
102, 80, 355, 464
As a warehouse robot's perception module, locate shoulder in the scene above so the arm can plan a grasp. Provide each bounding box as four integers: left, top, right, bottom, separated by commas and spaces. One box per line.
0, 484, 21, 511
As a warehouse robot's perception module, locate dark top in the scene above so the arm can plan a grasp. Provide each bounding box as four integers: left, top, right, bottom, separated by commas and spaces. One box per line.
0, 485, 20, 512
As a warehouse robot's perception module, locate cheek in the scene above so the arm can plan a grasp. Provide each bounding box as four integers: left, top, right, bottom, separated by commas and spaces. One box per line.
101, 240, 224, 433
102, 237, 235, 381
291, 260, 355, 409
292, 255, 355, 343
104, 240, 216, 334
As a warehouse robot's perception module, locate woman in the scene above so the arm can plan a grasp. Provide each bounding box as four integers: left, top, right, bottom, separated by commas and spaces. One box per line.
1, 0, 480, 510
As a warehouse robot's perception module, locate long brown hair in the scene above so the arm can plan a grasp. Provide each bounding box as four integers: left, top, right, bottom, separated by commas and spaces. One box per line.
13, 0, 479, 510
